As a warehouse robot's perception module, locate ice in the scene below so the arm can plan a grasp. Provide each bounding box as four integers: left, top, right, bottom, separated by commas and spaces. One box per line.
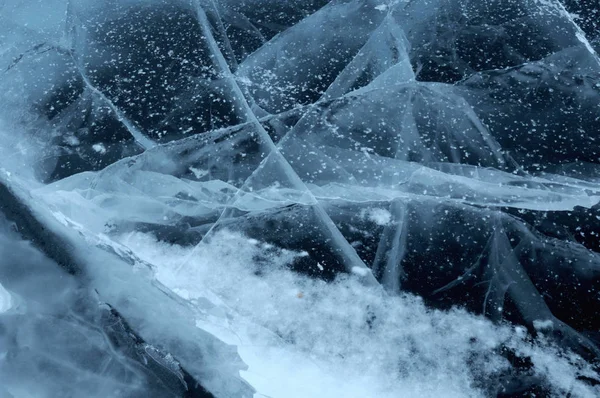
2, 0, 600, 396
237, 0, 391, 113
0, 214, 152, 397
0, 173, 253, 397
0, 281, 11, 313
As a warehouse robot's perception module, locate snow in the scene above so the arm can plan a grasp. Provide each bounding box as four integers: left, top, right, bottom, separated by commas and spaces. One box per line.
91, 143, 107, 154
118, 230, 600, 398
361, 207, 393, 226
533, 319, 555, 331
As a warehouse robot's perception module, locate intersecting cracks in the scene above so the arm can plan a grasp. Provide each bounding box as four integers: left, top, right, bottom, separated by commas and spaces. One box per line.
70, 56, 157, 150
5, 34, 157, 153
204, 0, 240, 71
4, 42, 55, 72
134, 2, 378, 282
431, 240, 491, 298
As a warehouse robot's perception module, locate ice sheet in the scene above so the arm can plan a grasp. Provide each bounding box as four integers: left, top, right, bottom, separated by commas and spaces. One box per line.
2, 0, 600, 396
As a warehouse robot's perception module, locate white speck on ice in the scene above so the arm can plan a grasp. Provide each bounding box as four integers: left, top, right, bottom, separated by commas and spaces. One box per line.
92, 143, 107, 154
374, 4, 387, 11
351, 266, 370, 277
65, 135, 80, 146
361, 208, 392, 226
189, 167, 209, 179
533, 319, 554, 331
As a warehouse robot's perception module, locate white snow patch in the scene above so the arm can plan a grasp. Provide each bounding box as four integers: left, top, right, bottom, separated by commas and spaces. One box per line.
117, 231, 600, 398
64, 135, 80, 146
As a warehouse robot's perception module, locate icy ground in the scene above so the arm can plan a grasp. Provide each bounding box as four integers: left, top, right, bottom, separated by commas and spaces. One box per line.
1, 0, 600, 397
118, 230, 599, 398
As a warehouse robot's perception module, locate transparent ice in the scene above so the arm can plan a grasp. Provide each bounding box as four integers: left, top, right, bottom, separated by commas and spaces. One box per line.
1, 0, 600, 397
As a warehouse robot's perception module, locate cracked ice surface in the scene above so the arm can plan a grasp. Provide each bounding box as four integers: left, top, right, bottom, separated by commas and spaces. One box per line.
1, 0, 600, 397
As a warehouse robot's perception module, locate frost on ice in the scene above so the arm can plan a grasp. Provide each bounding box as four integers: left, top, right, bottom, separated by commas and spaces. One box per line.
0, 281, 11, 314
1, 0, 600, 397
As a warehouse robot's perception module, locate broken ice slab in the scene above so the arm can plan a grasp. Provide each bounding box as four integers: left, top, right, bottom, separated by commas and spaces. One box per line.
0, 38, 147, 183
68, 0, 249, 143
0, 0, 280, 182
35, 122, 292, 235
2, 0, 600, 394
0, 0, 70, 52
218, 0, 330, 63
458, 44, 600, 171
0, 215, 214, 396
236, 0, 391, 113
321, 12, 414, 100
277, 82, 509, 169
393, 0, 592, 82
0, 171, 254, 397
